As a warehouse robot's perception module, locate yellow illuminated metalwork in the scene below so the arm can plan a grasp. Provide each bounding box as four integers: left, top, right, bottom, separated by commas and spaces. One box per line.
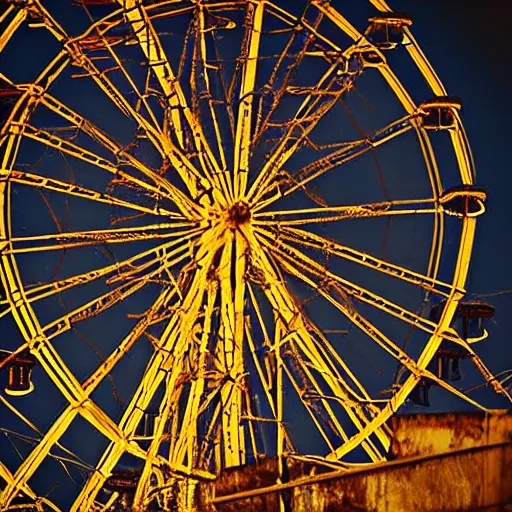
0, 0, 509, 510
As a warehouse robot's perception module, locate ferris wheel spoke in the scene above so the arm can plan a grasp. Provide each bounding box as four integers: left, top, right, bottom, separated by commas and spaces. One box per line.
0, 3, 16, 24
166, 281, 220, 473
253, 114, 415, 212
37, 94, 204, 219
71, 228, 226, 511
281, 342, 385, 461
246, 284, 279, 417
260, 296, 386, 462
281, 333, 356, 455
83, 285, 177, 390
243, 227, 390, 460
7, 169, 181, 219
0, 461, 63, 512
249, 276, 376, 428
197, 400, 222, 470
310, 0, 362, 41
251, 3, 325, 148
0, 394, 95, 477
40, 245, 191, 342
247, 61, 361, 205
264, 0, 351, 55
21, 3, 158, 131
0, 4, 27, 54
55, 38, 211, 205
281, 363, 341, 455
118, 1, 229, 206
304, 316, 390, 418
0, 286, 176, 509
83, 24, 163, 136
255, 198, 437, 226
232, 0, 264, 200
244, 290, 296, 456
0, 236, 190, 318
246, 284, 301, 461
133, 365, 184, 509
40, 279, 154, 340
215, 233, 247, 467
15, 229, 200, 310
272, 226, 456, 298
0, 464, 30, 502
270, 245, 489, 410
19, 0, 68, 45
286, 323, 386, 460
255, 228, 454, 341
464, 344, 512, 402
16, 122, 202, 221
194, 5, 233, 201
266, 318, 290, 470
259, 289, 379, 413
1, 428, 93, 487
208, 23, 238, 151
8, 222, 197, 254
250, 281, 367, 463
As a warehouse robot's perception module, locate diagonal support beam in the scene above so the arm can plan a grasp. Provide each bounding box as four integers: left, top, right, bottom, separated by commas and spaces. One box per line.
233, 0, 264, 201
70, 225, 226, 511
241, 224, 390, 460
118, 0, 228, 207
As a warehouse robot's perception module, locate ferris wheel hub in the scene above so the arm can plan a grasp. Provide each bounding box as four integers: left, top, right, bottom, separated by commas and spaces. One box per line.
226, 202, 251, 229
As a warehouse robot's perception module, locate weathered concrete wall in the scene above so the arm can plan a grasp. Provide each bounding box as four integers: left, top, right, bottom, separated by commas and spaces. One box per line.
290, 443, 511, 512
202, 410, 512, 512
390, 409, 512, 457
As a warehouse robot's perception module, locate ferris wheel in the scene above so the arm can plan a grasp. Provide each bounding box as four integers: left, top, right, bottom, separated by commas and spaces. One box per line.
0, 0, 510, 510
